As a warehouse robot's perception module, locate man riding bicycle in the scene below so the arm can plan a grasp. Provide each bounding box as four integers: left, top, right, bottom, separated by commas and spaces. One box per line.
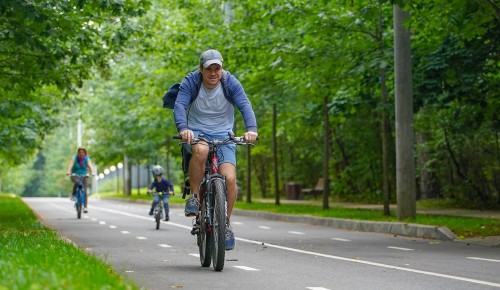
174, 49, 258, 250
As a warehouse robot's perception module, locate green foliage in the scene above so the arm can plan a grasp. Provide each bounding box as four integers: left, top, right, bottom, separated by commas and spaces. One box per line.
1, 0, 499, 209
0, 0, 149, 168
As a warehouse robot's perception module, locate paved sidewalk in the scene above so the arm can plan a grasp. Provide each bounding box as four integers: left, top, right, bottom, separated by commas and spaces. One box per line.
255, 198, 500, 219
247, 198, 500, 247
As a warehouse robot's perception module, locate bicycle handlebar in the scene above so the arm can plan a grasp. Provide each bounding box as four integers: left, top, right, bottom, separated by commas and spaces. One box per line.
71, 174, 91, 177
172, 133, 257, 146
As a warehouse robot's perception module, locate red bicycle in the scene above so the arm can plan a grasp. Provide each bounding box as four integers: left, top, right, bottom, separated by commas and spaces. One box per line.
174, 133, 254, 271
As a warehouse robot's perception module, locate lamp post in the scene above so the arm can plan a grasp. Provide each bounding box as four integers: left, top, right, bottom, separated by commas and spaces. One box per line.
110, 165, 117, 194
117, 162, 123, 194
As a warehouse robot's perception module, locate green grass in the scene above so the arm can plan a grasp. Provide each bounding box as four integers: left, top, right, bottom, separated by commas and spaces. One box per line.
97, 191, 500, 239
0, 193, 138, 290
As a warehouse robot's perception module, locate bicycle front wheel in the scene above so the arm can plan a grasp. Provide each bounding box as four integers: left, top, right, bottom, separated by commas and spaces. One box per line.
76, 190, 82, 219
198, 193, 212, 267
156, 204, 164, 230
211, 178, 226, 271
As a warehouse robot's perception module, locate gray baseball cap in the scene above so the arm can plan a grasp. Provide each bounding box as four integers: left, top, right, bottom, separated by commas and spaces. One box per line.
200, 49, 223, 68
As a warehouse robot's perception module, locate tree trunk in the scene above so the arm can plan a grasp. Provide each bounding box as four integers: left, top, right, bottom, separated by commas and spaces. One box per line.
377, 5, 391, 216
416, 132, 440, 199
394, 4, 416, 220
124, 154, 131, 196
273, 103, 280, 205
323, 96, 330, 210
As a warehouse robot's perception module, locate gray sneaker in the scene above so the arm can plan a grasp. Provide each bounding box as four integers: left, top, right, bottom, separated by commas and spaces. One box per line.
184, 194, 199, 216
225, 223, 235, 251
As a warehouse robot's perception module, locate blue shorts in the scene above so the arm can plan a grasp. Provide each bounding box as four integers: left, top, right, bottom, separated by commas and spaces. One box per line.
183, 132, 237, 166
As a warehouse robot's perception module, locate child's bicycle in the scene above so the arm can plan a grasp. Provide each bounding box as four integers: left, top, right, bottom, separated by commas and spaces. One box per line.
71, 174, 89, 219
174, 133, 255, 271
150, 191, 170, 230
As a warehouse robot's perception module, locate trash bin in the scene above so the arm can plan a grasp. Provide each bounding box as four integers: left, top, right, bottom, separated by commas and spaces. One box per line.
285, 182, 301, 200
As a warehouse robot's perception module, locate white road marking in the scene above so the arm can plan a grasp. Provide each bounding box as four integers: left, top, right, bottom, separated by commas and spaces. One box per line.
109, 225, 117, 229
136, 236, 147, 240
189, 253, 200, 258
232, 221, 243, 225
91, 218, 97, 221
235, 237, 500, 288
388, 246, 414, 251
258, 226, 271, 230
121, 231, 130, 234
307, 287, 330, 290
467, 257, 500, 263
288, 231, 305, 235
89, 205, 500, 288
99, 221, 106, 225
331, 238, 351, 242
234, 266, 259, 271
158, 244, 172, 248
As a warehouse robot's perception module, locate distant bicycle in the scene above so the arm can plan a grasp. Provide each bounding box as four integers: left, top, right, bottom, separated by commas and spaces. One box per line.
174, 133, 255, 271
150, 191, 171, 230
71, 174, 89, 219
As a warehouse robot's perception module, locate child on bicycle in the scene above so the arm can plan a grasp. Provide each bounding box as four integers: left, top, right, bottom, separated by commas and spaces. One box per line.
147, 165, 174, 221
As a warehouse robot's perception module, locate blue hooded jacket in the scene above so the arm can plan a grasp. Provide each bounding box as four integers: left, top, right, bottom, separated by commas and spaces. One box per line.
173, 70, 257, 134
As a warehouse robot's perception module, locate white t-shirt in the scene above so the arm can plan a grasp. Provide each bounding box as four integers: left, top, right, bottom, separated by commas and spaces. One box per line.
187, 82, 234, 134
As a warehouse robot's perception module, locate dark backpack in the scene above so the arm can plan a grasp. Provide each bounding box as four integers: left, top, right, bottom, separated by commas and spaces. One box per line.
162, 72, 231, 109
162, 83, 182, 109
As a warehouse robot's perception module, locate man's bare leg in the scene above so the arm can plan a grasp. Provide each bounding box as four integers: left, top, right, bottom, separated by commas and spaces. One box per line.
219, 163, 237, 221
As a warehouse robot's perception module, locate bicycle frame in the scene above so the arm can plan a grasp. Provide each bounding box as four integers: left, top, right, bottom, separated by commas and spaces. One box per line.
72, 174, 88, 219
153, 191, 168, 230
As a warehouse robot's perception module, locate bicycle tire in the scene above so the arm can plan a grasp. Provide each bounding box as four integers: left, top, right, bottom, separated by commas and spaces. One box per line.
76, 189, 82, 219
198, 193, 212, 267
211, 178, 226, 271
154, 203, 163, 230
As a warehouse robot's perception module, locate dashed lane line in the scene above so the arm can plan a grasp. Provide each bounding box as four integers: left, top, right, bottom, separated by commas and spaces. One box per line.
89, 205, 500, 288
331, 238, 351, 242
258, 226, 271, 230
288, 231, 305, 235
387, 246, 414, 251
467, 257, 500, 263
234, 266, 259, 271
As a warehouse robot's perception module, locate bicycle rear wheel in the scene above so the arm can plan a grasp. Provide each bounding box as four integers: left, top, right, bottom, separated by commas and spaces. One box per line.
198, 193, 212, 267
211, 178, 226, 271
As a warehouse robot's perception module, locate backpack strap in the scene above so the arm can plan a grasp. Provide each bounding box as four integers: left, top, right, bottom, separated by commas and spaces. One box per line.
191, 70, 232, 104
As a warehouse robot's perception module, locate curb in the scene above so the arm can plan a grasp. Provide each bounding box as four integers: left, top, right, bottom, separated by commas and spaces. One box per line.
232, 209, 457, 241
98, 197, 457, 241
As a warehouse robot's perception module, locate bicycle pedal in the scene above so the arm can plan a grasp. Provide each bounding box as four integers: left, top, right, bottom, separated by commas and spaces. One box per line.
191, 228, 199, 235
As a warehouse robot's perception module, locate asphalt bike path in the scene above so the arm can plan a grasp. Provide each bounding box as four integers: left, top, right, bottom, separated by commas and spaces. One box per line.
24, 197, 500, 290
